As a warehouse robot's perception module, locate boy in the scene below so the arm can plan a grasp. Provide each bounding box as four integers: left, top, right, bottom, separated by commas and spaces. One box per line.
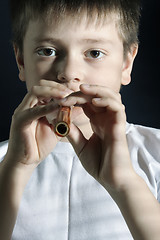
0, 0, 160, 239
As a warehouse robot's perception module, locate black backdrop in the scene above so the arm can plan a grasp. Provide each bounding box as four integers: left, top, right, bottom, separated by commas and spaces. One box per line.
0, 0, 159, 142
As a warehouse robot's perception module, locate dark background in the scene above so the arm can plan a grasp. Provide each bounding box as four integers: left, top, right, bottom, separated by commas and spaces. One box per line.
0, 0, 159, 142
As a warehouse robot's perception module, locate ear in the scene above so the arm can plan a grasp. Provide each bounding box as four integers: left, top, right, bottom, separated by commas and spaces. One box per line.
121, 44, 138, 86
14, 45, 25, 82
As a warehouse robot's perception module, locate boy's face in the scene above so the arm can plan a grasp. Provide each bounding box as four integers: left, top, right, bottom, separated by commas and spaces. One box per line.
15, 14, 137, 126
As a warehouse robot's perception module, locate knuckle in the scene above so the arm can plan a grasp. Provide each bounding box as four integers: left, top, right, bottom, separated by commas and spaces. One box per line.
31, 85, 38, 95
122, 104, 125, 110
117, 93, 122, 101
12, 110, 22, 126
12, 111, 17, 121
39, 79, 45, 85
13, 106, 19, 115
29, 104, 47, 116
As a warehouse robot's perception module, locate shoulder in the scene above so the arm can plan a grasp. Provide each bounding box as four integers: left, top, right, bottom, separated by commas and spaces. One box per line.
126, 123, 160, 155
126, 123, 160, 199
0, 140, 8, 162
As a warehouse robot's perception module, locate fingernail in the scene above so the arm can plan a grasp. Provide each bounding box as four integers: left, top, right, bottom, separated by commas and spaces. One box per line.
93, 98, 101, 102
59, 97, 67, 103
64, 89, 72, 94
82, 84, 90, 88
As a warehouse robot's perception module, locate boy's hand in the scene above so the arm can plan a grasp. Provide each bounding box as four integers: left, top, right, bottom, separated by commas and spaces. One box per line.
62, 84, 136, 191
5, 80, 71, 171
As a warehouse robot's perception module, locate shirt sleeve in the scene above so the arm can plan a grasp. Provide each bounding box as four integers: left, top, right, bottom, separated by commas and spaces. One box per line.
0, 140, 8, 162
157, 180, 160, 203
126, 123, 160, 201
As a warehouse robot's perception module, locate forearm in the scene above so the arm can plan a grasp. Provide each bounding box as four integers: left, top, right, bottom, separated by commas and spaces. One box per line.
110, 174, 160, 240
0, 158, 34, 240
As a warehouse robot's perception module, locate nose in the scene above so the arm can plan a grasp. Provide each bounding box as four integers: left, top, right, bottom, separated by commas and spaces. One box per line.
57, 55, 84, 83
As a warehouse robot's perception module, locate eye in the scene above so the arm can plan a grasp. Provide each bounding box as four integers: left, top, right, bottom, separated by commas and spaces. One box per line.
37, 48, 57, 57
85, 50, 105, 59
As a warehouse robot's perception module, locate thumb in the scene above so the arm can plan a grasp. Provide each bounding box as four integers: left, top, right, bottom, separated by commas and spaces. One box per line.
67, 123, 88, 156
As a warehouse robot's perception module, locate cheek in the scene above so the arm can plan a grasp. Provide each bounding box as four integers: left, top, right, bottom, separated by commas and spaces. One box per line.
24, 65, 38, 90
86, 61, 123, 91
34, 61, 54, 78
24, 61, 55, 90
35, 61, 61, 83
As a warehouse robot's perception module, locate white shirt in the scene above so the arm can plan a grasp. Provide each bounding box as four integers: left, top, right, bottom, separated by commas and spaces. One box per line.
0, 123, 160, 240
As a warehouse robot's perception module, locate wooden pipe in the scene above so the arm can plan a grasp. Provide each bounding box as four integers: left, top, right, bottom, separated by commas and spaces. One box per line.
55, 106, 71, 137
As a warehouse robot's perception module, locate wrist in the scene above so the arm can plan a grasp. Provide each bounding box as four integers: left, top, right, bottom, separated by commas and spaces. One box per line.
0, 158, 36, 212
101, 139, 136, 192
3, 150, 38, 172
106, 170, 143, 202
0, 157, 34, 239
0, 156, 35, 191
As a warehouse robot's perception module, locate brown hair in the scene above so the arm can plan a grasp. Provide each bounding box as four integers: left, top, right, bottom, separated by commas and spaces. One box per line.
10, 0, 141, 54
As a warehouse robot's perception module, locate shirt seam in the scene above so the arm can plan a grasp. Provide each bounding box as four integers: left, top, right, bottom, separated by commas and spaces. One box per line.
67, 156, 74, 240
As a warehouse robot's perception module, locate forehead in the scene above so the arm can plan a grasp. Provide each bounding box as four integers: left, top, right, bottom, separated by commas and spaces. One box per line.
25, 12, 121, 44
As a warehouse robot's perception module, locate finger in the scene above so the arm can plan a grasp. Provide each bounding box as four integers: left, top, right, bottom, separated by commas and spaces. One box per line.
39, 79, 69, 90
31, 85, 71, 100
39, 79, 73, 97
82, 99, 124, 121
13, 101, 58, 128
14, 92, 38, 112
80, 84, 122, 103
82, 103, 100, 119
59, 91, 93, 106
92, 97, 125, 112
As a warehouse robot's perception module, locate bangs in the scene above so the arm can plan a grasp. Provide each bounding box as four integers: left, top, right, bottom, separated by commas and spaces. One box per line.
10, 0, 141, 54
26, 1, 115, 27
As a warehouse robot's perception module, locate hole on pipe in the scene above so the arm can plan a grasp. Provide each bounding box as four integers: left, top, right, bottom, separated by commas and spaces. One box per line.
57, 124, 67, 135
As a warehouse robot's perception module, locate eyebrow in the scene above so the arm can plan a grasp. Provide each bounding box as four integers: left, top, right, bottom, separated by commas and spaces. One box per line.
33, 37, 113, 46
79, 38, 111, 44
33, 37, 61, 45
